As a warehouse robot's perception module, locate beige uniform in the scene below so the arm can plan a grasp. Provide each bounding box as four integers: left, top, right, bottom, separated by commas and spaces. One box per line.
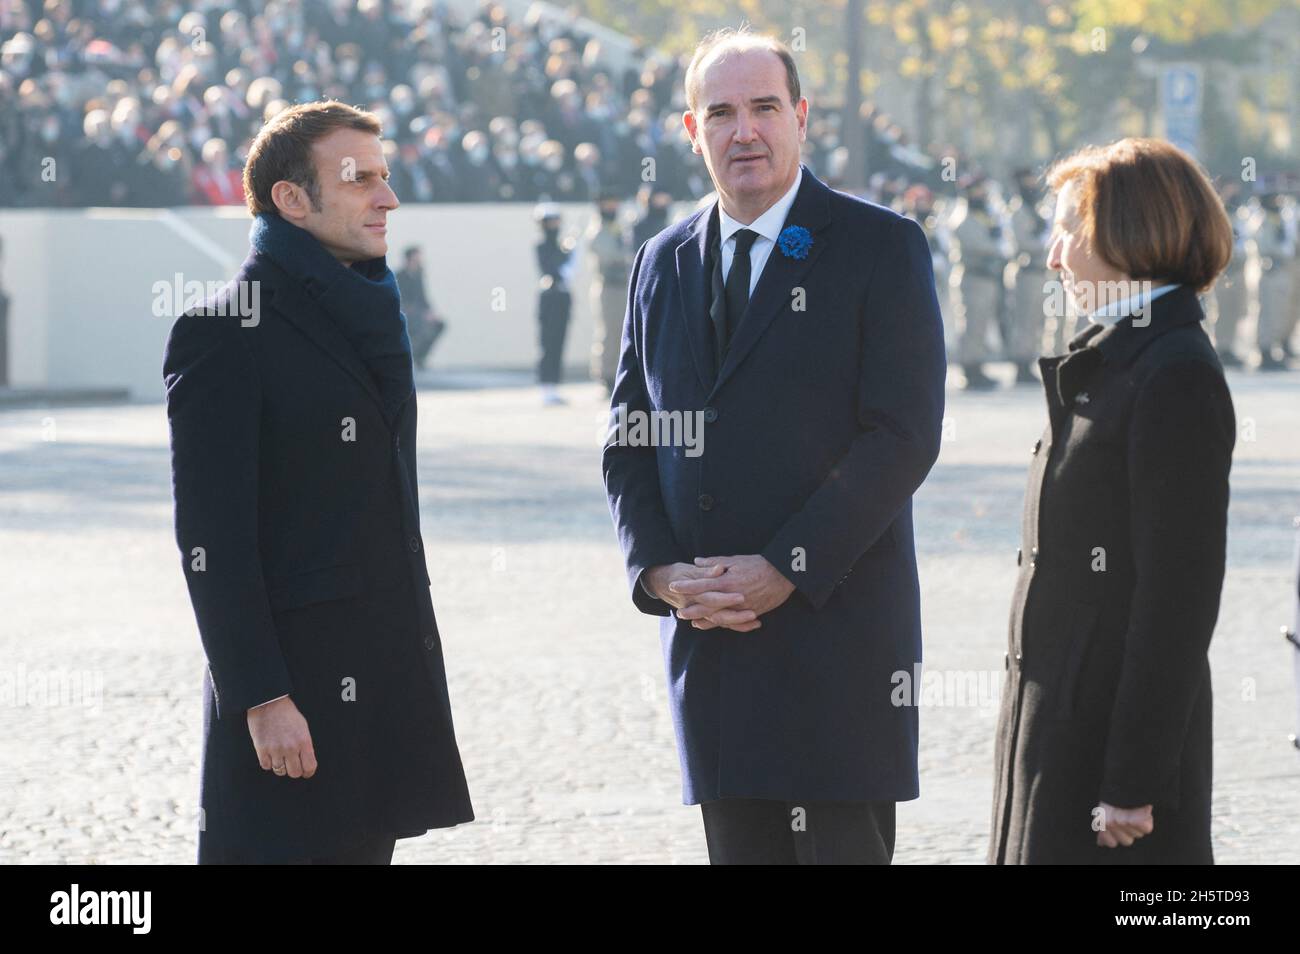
1208, 206, 1250, 355
1247, 206, 1297, 352
587, 221, 632, 389
1007, 197, 1051, 362
948, 203, 1011, 365
1285, 206, 1300, 353
910, 206, 951, 341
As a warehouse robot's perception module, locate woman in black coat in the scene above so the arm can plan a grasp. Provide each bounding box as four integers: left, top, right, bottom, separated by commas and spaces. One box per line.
990, 138, 1236, 864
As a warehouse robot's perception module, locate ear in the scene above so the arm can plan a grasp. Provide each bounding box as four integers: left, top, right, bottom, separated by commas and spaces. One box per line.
682, 110, 701, 155
270, 180, 308, 222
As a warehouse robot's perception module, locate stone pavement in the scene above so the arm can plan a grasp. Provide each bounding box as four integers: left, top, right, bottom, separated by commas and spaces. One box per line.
1, 369, 1298, 864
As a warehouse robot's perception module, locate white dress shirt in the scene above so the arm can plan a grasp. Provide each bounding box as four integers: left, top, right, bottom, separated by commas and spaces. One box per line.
1087, 282, 1180, 327
718, 165, 804, 294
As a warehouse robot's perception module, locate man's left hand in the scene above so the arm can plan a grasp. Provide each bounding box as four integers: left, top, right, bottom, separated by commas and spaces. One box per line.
669, 554, 796, 630
1095, 801, 1154, 847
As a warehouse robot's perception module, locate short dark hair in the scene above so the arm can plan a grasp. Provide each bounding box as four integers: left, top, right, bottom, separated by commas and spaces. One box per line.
685, 26, 801, 115
1046, 138, 1233, 293
242, 100, 383, 216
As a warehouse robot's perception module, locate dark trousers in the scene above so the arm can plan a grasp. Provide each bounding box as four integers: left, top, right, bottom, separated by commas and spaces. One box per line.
284, 833, 397, 865
538, 290, 571, 384
701, 797, 896, 865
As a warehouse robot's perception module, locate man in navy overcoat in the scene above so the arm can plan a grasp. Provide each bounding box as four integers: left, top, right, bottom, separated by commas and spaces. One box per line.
602, 29, 946, 864
164, 102, 473, 864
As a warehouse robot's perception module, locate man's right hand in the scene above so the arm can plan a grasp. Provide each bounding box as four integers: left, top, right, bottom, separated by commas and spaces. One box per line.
247, 696, 317, 779
644, 562, 761, 632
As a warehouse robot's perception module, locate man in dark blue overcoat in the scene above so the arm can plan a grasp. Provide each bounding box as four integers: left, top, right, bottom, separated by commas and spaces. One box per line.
603, 28, 946, 864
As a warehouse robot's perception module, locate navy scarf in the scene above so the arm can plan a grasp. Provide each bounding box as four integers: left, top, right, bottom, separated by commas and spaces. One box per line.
249, 212, 414, 424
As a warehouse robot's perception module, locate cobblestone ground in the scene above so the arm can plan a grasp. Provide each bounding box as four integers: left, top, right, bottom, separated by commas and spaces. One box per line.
2, 369, 1298, 864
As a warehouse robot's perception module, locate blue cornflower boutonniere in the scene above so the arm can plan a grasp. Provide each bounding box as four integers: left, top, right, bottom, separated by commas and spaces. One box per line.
777, 225, 813, 260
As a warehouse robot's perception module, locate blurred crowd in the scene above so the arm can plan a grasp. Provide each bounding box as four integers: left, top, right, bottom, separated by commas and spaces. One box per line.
0, 0, 695, 206
1, 0, 969, 209
3, 0, 1297, 382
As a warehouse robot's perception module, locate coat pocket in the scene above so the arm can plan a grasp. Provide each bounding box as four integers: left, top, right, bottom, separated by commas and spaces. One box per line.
1053, 600, 1101, 720
266, 563, 364, 612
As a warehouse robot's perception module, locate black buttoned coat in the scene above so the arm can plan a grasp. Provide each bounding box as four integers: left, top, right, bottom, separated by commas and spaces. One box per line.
990, 285, 1234, 864
603, 166, 947, 805
164, 251, 474, 864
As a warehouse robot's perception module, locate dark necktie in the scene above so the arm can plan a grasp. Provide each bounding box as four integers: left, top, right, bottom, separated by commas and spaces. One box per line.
723, 228, 759, 346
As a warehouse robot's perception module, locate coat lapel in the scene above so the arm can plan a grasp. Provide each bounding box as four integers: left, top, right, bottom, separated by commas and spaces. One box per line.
1039, 285, 1205, 435
257, 258, 389, 421
711, 166, 832, 396
674, 204, 721, 392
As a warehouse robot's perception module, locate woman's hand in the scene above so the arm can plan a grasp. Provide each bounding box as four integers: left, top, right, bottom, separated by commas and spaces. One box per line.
1095, 801, 1154, 847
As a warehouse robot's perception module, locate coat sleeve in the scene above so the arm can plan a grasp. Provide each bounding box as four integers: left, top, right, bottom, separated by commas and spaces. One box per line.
163, 312, 292, 719
760, 214, 947, 609
601, 240, 688, 616
1099, 358, 1234, 809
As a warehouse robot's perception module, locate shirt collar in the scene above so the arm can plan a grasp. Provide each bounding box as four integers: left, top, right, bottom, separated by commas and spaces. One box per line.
1088, 282, 1180, 326
1062, 283, 1203, 371
718, 165, 804, 248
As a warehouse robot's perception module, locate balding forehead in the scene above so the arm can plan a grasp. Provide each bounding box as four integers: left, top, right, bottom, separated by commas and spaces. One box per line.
698, 44, 786, 85
685, 31, 800, 112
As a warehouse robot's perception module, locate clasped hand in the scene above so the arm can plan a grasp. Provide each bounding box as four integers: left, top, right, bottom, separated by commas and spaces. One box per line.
646, 555, 796, 632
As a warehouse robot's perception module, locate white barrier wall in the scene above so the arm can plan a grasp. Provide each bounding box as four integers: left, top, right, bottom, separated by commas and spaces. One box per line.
0, 202, 692, 400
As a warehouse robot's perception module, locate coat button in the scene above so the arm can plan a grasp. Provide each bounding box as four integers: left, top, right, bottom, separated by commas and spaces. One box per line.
702, 406, 718, 423
408, 536, 421, 552
423, 633, 436, 650
1032, 439, 1042, 455
1015, 652, 1023, 666
698, 493, 714, 511
1016, 547, 1022, 566
1030, 546, 1039, 566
